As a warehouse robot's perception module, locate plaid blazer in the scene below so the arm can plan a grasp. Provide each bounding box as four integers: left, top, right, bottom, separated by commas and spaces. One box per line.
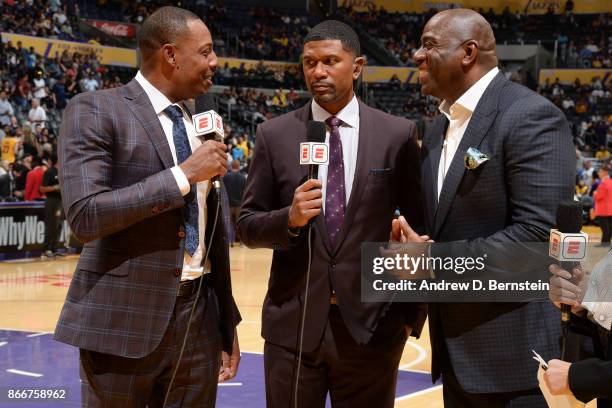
421, 73, 575, 393
53, 79, 240, 358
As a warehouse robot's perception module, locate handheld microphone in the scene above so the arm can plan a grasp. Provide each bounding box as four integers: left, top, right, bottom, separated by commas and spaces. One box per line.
549, 200, 588, 353
301, 121, 327, 180
194, 94, 225, 193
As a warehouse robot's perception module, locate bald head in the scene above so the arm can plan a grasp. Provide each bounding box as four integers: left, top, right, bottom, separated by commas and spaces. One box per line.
413, 8, 499, 102
428, 9, 497, 67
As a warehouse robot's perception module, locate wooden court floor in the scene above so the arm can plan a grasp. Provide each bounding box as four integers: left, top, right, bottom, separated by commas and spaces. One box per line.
0, 226, 603, 407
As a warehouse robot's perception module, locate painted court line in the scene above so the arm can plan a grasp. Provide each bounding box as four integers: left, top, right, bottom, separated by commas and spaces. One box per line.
26, 332, 52, 338
6, 369, 44, 377
0, 342, 7, 347
399, 340, 428, 370
395, 384, 443, 402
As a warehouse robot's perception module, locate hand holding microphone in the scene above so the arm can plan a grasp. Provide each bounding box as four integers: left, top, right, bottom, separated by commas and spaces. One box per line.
548, 263, 587, 315
187, 94, 227, 191
179, 140, 227, 184
288, 121, 327, 229
288, 179, 323, 228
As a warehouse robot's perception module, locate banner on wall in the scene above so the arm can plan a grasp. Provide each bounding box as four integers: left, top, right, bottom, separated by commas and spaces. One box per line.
539, 69, 611, 85
339, 0, 611, 14
1, 32, 137, 67
0, 203, 75, 259
83, 19, 137, 39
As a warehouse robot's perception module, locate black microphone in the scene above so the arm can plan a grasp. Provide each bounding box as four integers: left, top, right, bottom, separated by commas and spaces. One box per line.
194, 94, 224, 193
553, 200, 584, 324
305, 121, 326, 180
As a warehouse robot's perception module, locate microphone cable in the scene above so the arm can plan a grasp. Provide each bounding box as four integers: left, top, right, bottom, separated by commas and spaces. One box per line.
162, 189, 221, 408
293, 222, 314, 408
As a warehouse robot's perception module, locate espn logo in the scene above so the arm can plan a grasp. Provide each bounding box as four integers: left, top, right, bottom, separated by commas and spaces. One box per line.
300, 142, 329, 165
549, 230, 588, 261
193, 111, 224, 138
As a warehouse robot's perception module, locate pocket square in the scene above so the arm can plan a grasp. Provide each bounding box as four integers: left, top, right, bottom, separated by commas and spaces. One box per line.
369, 168, 391, 174
464, 147, 489, 170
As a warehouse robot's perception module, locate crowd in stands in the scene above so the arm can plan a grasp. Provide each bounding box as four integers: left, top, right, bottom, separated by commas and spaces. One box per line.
340, 3, 611, 69
538, 76, 611, 153
0, 0, 87, 43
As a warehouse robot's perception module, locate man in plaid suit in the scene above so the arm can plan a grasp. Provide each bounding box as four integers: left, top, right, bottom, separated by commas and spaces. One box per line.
54, 7, 241, 407
395, 9, 575, 407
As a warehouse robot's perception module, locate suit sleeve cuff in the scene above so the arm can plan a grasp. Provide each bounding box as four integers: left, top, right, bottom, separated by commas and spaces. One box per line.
171, 165, 191, 196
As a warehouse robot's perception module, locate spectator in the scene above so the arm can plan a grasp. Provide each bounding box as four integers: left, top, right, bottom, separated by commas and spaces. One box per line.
0, 163, 25, 200
24, 156, 47, 201
28, 98, 47, 130
0, 91, 14, 126
40, 153, 63, 257
575, 179, 589, 198
594, 164, 612, 246
595, 145, 611, 161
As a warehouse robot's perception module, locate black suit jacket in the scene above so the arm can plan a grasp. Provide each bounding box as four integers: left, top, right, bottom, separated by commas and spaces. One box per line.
421, 73, 575, 393
238, 100, 427, 351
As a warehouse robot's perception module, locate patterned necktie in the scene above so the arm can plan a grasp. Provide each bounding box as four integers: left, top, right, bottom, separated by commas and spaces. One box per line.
164, 105, 199, 256
325, 116, 346, 247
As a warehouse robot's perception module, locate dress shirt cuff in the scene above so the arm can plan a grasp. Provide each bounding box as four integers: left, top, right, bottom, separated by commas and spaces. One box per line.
583, 302, 612, 331
171, 165, 191, 196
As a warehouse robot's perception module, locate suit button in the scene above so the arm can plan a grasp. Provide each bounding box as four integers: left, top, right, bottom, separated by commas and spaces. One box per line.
173, 268, 181, 277
152, 206, 159, 214
330, 259, 336, 268
178, 231, 186, 238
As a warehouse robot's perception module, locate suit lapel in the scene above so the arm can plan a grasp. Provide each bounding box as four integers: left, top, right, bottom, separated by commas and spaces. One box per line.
122, 79, 175, 169
433, 73, 505, 237
428, 116, 448, 208
332, 100, 373, 254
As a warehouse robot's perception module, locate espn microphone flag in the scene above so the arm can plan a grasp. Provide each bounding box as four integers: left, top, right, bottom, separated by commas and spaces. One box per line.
549, 230, 588, 260
300, 142, 329, 165
193, 111, 224, 138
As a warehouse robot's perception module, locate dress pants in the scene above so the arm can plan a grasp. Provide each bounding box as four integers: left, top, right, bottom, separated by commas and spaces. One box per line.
79, 282, 222, 408
264, 304, 407, 408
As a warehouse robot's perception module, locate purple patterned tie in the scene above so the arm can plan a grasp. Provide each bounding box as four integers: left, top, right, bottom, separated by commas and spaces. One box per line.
325, 116, 345, 246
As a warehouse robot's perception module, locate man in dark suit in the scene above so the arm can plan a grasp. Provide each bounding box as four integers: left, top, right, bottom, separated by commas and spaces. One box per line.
395, 9, 575, 407
238, 20, 426, 408
54, 7, 241, 407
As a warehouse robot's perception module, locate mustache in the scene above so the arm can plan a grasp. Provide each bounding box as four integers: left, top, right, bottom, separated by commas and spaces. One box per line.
311, 81, 333, 88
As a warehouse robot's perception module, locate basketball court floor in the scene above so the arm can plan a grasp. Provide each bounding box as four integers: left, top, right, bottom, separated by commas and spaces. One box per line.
0, 227, 602, 407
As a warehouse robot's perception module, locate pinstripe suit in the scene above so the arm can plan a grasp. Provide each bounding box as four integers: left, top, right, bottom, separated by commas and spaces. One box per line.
421, 73, 575, 404
54, 79, 240, 406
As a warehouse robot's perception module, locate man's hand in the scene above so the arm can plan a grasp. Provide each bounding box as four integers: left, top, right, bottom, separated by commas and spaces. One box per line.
288, 179, 322, 228
390, 216, 432, 243
179, 140, 228, 184
383, 216, 433, 279
219, 330, 240, 382
544, 359, 572, 395
549, 264, 586, 315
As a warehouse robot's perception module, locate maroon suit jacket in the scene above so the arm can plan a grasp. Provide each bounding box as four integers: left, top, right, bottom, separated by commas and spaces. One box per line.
238, 100, 426, 351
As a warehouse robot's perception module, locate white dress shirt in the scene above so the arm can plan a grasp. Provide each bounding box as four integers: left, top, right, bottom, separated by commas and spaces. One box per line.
582, 250, 612, 330
135, 71, 211, 281
437, 66, 499, 199
311, 95, 360, 212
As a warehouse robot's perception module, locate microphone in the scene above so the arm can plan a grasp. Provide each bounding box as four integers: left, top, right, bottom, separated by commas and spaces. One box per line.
301, 121, 327, 180
549, 200, 588, 326
193, 94, 225, 193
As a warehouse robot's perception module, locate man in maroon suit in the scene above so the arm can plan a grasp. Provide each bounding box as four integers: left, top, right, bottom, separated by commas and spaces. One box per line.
238, 20, 426, 408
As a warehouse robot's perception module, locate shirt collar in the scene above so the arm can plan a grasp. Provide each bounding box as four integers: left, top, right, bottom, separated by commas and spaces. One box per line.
439, 66, 499, 120
135, 71, 174, 116
311, 94, 359, 129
